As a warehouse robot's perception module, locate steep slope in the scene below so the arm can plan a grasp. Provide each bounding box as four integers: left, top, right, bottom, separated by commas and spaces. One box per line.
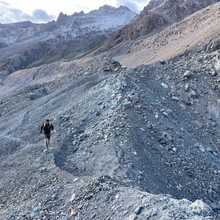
112, 2, 220, 68
0, 46, 220, 219
0, 5, 136, 77
144, 0, 219, 22
106, 0, 219, 45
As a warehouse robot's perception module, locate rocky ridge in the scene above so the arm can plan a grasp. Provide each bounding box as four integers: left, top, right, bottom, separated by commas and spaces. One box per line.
143, 0, 219, 22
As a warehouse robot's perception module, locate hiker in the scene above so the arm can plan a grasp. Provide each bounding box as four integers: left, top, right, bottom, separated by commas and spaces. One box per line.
40, 119, 54, 149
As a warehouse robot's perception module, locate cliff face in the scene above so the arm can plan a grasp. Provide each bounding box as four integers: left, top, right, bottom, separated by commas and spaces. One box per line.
113, 13, 168, 42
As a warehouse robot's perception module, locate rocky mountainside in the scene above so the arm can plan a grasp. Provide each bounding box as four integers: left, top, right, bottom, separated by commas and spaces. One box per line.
0, 5, 136, 78
112, 2, 220, 68
107, 0, 219, 44
144, 0, 219, 21
1, 1, 220, 220
1, 48, 220, 220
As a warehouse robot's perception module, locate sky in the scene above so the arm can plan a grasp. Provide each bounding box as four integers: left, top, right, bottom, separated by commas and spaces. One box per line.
0, 0, 150, 24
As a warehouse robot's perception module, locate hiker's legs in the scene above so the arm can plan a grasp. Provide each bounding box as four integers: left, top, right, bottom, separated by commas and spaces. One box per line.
45, 138, 50, 148
44, 133, 51, 149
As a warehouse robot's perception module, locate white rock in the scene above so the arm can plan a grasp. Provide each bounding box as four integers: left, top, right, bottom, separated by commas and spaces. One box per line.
215, 60, 220, 72
183, 70, 191, 78
161, 83, 169, 89
70, 193, 76, 202
187, 199, 211, 214
198, 145, 205, 152
172, 96, 179, 101
128, 214, 137, 220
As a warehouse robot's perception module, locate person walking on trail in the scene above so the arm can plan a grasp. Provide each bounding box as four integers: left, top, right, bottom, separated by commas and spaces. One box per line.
40, 119, 54, 149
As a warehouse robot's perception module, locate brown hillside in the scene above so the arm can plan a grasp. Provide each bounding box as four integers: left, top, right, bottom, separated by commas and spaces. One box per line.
114, 2, 220, 68
107, 0, 219, 46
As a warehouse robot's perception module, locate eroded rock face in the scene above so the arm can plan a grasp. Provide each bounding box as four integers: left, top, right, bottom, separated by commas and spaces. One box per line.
143, 0, 219, 21
113, 13, 168, 41
206, 37, 220, 53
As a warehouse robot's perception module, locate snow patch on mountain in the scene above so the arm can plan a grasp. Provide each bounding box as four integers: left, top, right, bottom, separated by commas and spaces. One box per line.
0, 5, 136, 46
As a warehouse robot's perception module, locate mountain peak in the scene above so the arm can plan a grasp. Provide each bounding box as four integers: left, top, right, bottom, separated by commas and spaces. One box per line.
0, 3, 136, 73
99, 4, 115, 10
144, 0, 166, 12
57, 12, 69, 22
92, 4, 135, 14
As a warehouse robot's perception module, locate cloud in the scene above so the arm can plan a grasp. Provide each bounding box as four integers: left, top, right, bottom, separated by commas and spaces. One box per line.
0, 0, 9, 6
0, 7, 31, 23
0, 2, 55, 24
32, 9, 55, 22
115, 0, 149, 12
0, 0, 149, 24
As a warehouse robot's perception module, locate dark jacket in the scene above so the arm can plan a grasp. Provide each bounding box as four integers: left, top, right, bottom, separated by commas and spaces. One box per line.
40, 123, 54, 134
